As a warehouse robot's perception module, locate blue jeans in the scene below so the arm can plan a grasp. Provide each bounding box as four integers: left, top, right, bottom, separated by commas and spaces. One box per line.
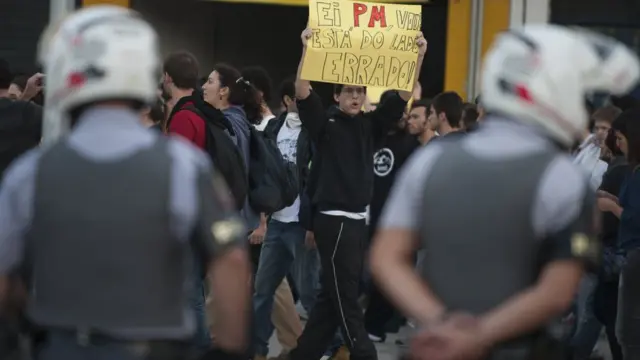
190, 253, 211, 353
253, 219, 306, 356
571, 275, 602, 359
292, 239, 321, 313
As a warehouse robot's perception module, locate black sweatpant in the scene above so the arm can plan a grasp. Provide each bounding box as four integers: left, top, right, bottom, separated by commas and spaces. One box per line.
290, 213, 378, 360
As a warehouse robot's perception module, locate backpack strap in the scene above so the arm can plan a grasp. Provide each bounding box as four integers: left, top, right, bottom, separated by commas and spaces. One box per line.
166, 96, 195, 130
182, 104, 204, 119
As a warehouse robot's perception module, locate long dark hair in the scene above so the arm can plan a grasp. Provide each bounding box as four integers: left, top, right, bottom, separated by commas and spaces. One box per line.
213, 63, 262, 125
617, 108, 640, 168
605, 129, 623, 158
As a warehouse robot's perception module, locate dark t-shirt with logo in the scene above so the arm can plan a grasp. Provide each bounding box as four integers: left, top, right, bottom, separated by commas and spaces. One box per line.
370, 131, 420, 231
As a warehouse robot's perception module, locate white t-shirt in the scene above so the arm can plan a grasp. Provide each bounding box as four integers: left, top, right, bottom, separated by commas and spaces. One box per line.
272, 122, 302, 223
573, 134, 606, 189
254, 114, 275, 132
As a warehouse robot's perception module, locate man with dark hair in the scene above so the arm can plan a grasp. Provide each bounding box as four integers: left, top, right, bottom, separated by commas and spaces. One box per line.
460, 103, 480, 131
162, 51, 207, 149
406, 99, 437, 145
428, 91, 464, 138
364, 92, 420, 344
241, 66, 275, 131
0, 59, 45, 177
161, 51, 213, 352
575, 104, 622, 189
251, 76, 316, 360
287, 27, 427, 360
1, 8, 251, 360
571, 104, 622, 359
370, 24, 634, 360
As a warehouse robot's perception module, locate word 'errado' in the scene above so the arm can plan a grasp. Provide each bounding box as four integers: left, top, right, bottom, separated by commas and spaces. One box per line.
321, 53, 417, 88
302, 0, 422, 92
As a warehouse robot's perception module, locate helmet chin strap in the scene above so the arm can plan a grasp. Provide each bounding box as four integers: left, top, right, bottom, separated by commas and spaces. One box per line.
41, 99, 69, 147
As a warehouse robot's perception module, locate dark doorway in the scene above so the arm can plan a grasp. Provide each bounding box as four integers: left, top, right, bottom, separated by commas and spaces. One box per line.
0, 0, 49, 74
137, 0, 447, 108
201, 0, 446, 107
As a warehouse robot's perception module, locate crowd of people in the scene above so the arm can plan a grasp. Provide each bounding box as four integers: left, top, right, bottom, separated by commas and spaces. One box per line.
1, 5, 640, 360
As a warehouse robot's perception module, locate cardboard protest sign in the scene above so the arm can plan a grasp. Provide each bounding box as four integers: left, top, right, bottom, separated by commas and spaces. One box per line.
301, 0, 422, 92
367, 86, 387, 104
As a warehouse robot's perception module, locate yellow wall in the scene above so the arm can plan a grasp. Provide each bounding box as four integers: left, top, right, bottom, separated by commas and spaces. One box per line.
480, 0, 510, 62
82, 0, 131, 7
444, 0, 510, 100
444, 0, 471, 100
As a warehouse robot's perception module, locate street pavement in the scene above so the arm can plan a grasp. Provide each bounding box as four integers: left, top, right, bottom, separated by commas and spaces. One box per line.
267, 323, 408, 359
268, 323, 614, 360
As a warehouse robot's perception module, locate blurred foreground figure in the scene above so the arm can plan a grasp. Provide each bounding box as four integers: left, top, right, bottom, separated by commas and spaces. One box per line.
370, 25, 640, 360
0, 6, 250, 360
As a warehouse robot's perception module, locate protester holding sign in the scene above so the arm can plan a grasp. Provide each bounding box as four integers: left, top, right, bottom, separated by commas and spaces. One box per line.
286, 3, 427, 356
301, 0, 422, 92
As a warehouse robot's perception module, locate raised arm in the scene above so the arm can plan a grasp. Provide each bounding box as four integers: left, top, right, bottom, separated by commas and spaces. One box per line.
295, 28, 313, 101
295, 28, 328, 140
368, 33, 428, 136
398, 32, 427, 102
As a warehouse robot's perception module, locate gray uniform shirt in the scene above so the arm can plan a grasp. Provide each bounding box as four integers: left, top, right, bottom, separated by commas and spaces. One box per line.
380, 119, 588, 240
0, 107, 243, 339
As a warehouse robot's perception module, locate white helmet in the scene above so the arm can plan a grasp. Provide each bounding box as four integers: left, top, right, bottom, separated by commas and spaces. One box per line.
481, 24, 640, 147
38, 5, 160, 114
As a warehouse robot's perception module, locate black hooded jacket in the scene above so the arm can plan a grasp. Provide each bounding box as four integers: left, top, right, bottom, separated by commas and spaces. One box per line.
296, 90, 407, 213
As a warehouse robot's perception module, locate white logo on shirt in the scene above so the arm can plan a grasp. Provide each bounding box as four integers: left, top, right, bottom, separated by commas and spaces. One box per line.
373, 148, 394, 177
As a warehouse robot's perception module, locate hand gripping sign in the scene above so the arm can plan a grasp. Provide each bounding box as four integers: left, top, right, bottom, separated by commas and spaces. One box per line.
301, 0, 422, 92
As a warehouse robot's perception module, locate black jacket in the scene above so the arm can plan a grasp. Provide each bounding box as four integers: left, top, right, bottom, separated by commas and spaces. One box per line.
299, 150, 320, 231
296, 91, 407, 213
264, 112, 315, 221
0, 99, 42, 178
264, 112, 313, 193
370, 130, 420, 229
599, 156, 628, 247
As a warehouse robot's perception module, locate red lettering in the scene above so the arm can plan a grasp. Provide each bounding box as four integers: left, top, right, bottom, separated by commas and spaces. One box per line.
368, 6, 387, 27
353, 3, 368, 27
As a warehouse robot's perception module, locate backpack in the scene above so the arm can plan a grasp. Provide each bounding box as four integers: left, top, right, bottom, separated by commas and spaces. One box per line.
182, 105, 248, 211
247, 127, 299, 214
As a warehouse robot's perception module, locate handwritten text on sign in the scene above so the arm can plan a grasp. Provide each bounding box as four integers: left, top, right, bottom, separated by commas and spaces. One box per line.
301, 0, 422, 92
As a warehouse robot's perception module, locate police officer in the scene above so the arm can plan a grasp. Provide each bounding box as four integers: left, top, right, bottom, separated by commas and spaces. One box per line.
0, 6, 250, 360
369, 25, 640, 360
